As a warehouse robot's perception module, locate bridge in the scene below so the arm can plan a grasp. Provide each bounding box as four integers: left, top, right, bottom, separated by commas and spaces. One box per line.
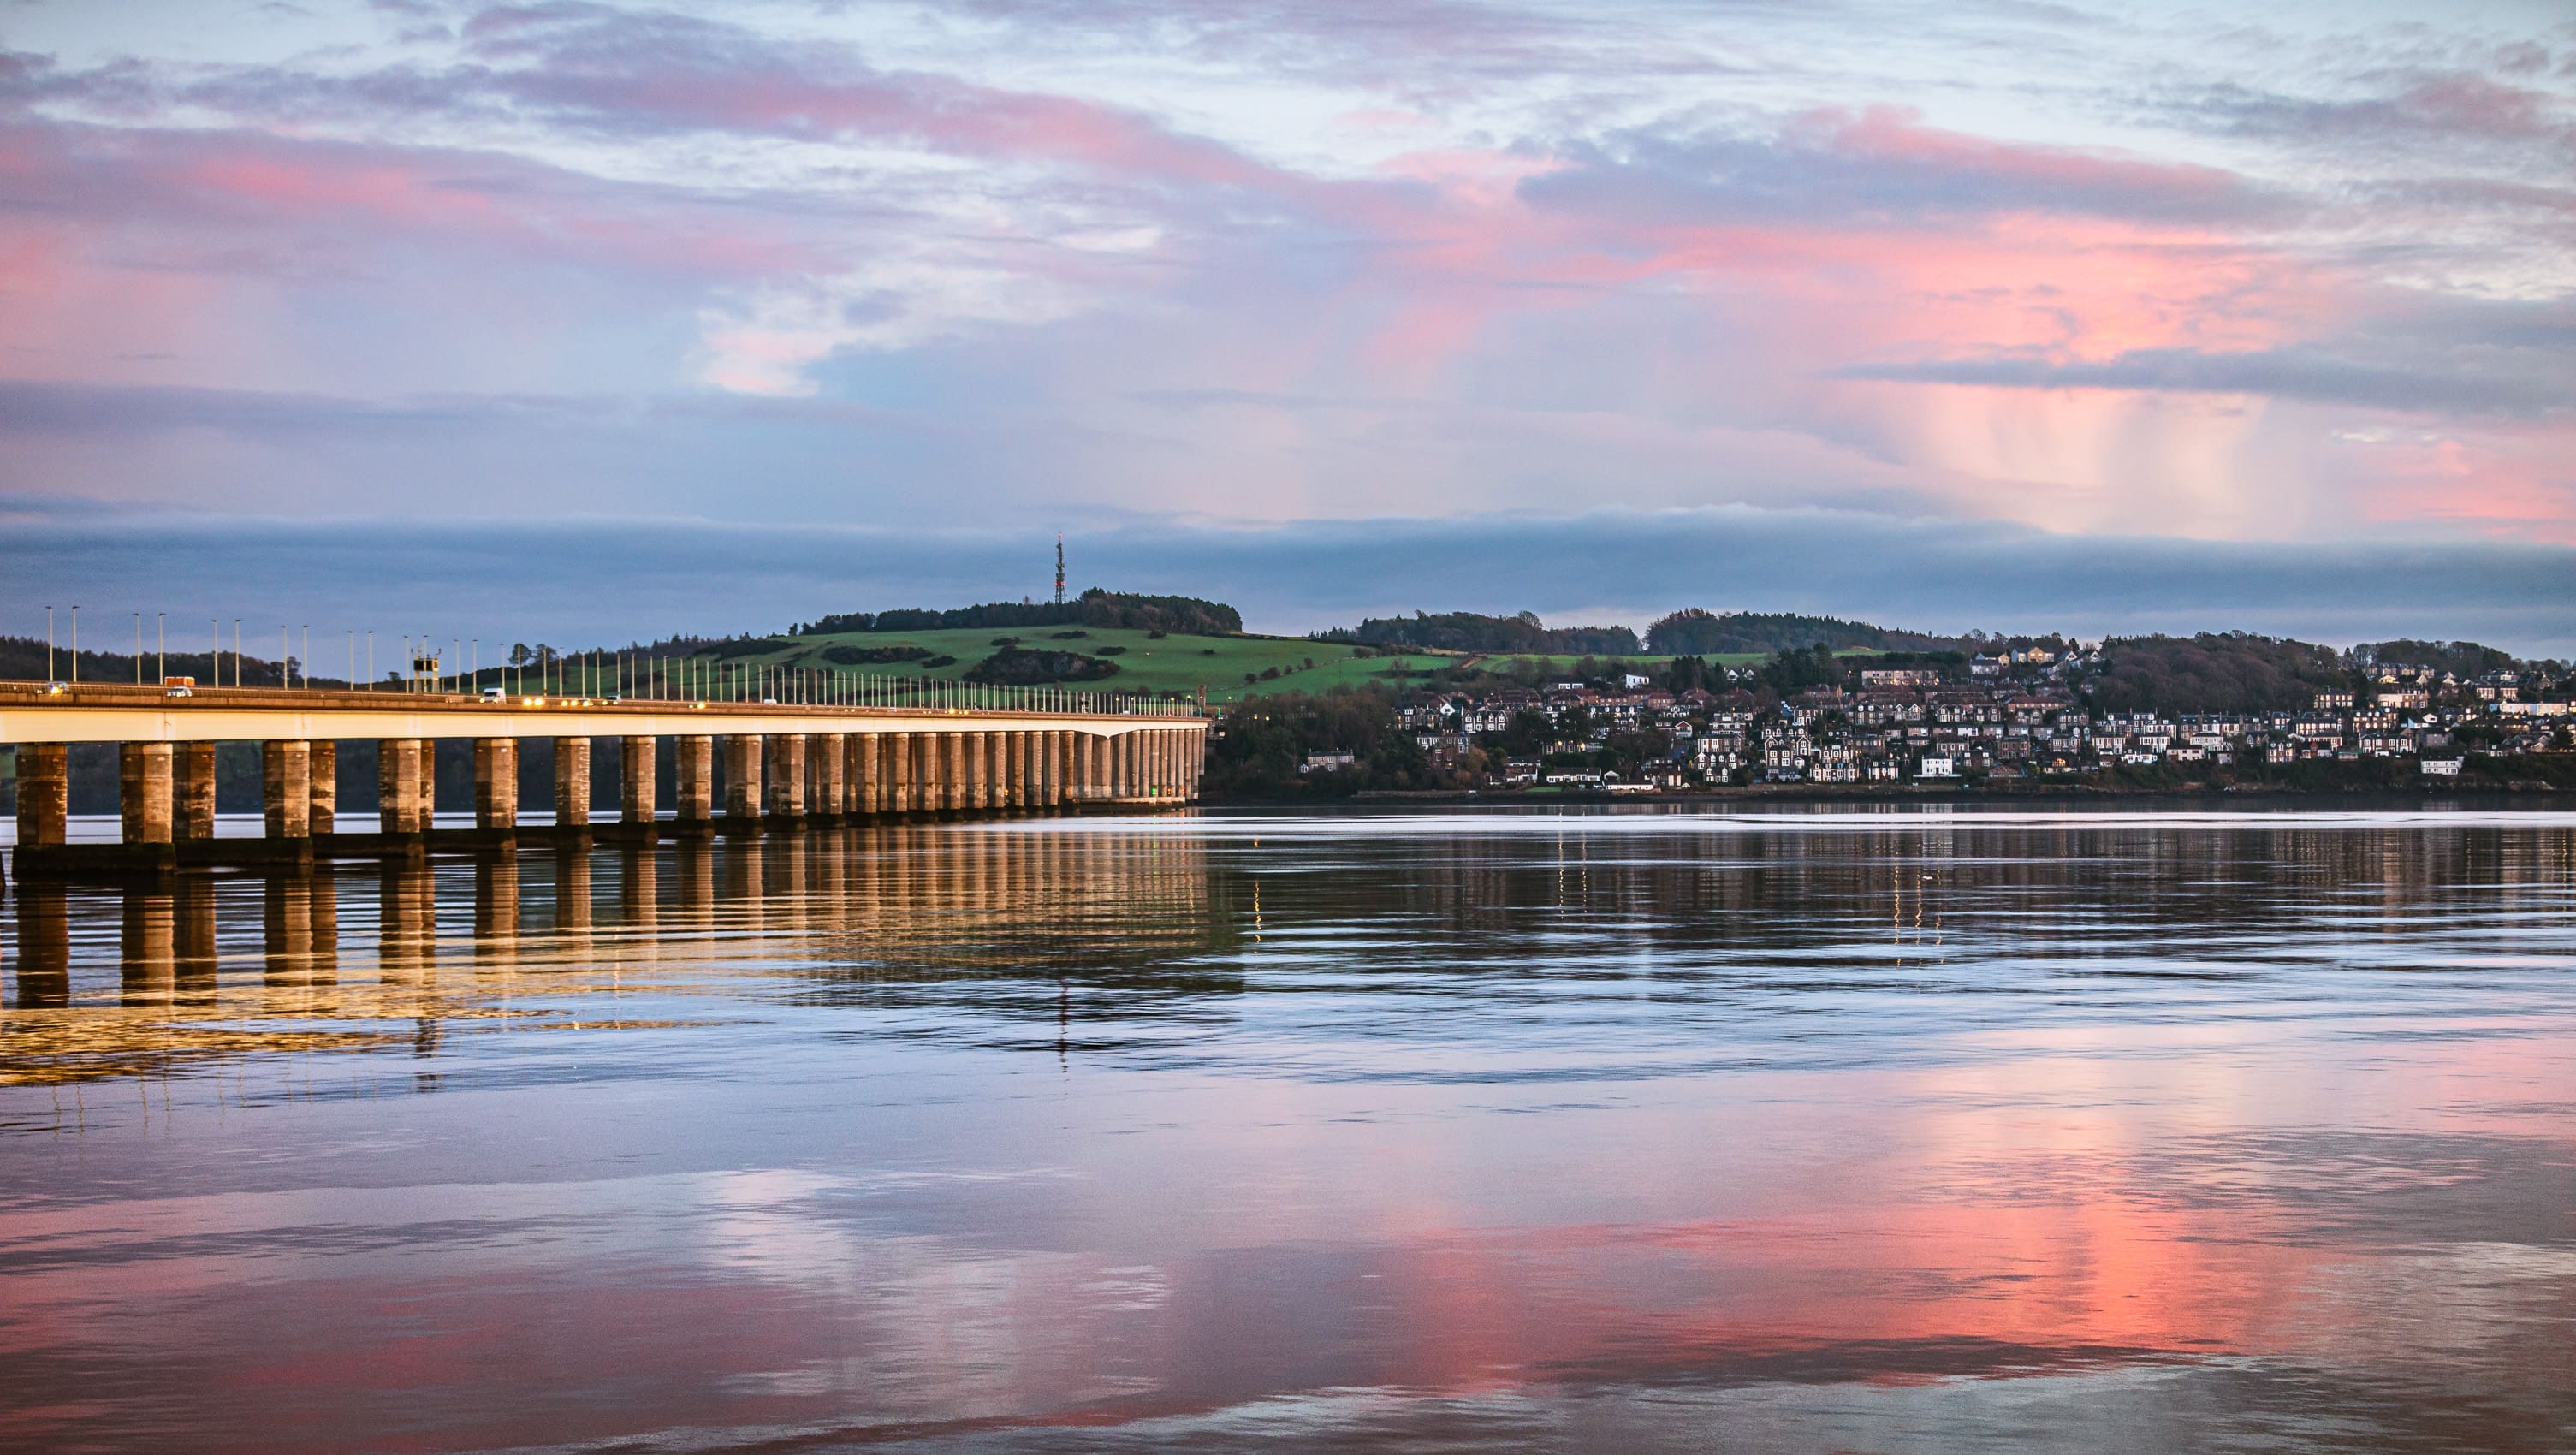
2, 680, 1208, 880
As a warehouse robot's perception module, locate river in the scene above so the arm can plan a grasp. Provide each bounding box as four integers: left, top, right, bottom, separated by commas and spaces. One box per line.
3, 806, 2573, 1452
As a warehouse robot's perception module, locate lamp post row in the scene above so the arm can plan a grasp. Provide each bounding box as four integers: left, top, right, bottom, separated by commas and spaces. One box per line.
29, 611, 1199, 717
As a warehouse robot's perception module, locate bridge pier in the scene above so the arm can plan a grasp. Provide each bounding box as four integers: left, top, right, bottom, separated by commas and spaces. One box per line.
809, 733, 843, 821
555, 735, 591, 830
263, 740, 311, 840
120, 742, 173, 846
764, 733, 805, 823
178, 741, 217, 840
677, 735, 713, 827
855, 736, 886, 818
723, 733, 763, 827
311, 740, 338, 833
887, 731, 914, 813
474, 738, 517, 832
379, 739, 428, 834
620, 735, 656, 832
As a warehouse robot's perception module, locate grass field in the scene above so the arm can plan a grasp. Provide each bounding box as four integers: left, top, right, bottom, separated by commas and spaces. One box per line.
658, 631, 1856, 704
680, 627, 1424, 704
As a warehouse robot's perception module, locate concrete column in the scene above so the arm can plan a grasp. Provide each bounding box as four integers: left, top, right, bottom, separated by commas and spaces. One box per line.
472, 737, 518, 830
177, 741, 217, 840
378, 739, 424, 834
882, 733, 910, 813
936, 733, 963, 812
1007, 731, 1030, 809
1042, 730, 1064, 808
263, 739, 312, 838
764, 733, 805, 819
410, 741, 436, 828
120, 741, 174, 845
809, 733, 844, 819
1188, 728, 1205, 799
554, 736, 591, 828
846, 734, 875, 816
724, 733, 763, 820
1068, 733, 1090, 801
676, 735, 713, 821
967, 732, 990, 811
309, 741, 337, 834
621, 736, 657, 824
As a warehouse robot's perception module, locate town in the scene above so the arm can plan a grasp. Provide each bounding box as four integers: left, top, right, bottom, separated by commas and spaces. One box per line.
1309, 643, 2576, 794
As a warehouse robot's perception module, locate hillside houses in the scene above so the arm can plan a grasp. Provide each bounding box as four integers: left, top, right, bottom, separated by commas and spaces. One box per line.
1379, 655, 2571, 792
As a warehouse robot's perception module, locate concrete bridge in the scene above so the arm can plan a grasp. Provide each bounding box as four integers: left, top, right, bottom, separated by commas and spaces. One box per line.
2, 681, 1208, 880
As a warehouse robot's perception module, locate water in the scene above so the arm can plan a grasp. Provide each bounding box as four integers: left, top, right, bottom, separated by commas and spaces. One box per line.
3, 805, 2573, 1453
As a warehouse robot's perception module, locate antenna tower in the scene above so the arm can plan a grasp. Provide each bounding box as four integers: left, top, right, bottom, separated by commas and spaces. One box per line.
1054, 535, 1065, 605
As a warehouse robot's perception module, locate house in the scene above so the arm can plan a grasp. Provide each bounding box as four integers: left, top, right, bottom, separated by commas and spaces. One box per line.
2421, 757, 2464, 776
1916, 755, 1958, 779
1300, 752, 1356, 775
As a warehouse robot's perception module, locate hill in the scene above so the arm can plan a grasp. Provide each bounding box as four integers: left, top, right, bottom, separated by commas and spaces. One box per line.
1316, 611, 1641, 655
2084, 633, 2348, 714
1644, 609, 1955, 656
798, 589, 1240, 638
667, 625, 1414, 704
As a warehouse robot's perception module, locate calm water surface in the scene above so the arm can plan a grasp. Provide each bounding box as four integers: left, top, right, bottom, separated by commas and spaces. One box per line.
3, 806, 2573, 1453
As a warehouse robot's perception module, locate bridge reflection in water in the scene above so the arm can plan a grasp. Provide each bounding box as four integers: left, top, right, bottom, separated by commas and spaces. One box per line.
3, 822, 1228, 1086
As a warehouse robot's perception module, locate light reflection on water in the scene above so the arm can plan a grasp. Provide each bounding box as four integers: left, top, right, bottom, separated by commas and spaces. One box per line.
2, 806, 2573, 1453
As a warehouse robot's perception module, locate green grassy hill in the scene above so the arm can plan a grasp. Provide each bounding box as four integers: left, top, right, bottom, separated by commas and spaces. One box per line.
650, 632, 1870, 705
688, 627, 1429, 704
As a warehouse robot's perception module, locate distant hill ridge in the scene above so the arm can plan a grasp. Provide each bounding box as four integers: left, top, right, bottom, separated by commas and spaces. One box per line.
1314, 611, 1642, 656
1643, 609, 1959, 656
796, 589, 1242, 638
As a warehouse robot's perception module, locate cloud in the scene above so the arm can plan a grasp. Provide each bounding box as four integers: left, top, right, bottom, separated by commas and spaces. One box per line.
1832, 345, 2573, 417
1521, 108, 2285, 229
0, 0, 2567, 551
2183, 72, 2576, 157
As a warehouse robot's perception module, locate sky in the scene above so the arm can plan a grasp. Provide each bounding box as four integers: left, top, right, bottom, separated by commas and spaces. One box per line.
3, 1, 2572, 651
